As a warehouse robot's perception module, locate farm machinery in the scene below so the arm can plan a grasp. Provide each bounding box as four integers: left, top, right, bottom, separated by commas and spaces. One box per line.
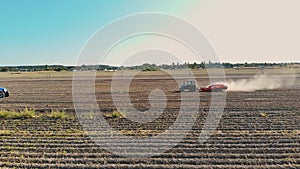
180, 80, 197, 92
180, 80, 228, 92
200, 84, 228, 92
0, 87, 9, 99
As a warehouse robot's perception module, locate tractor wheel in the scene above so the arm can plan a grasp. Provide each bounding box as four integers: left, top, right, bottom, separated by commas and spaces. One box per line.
0, 91, 5, 99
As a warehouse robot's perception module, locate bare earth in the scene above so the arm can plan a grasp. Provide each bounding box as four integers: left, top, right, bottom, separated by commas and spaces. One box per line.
0, 68, 299, 169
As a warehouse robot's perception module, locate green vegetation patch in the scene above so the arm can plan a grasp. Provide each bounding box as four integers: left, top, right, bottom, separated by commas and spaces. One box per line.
45, 111, 68, 119
104, 110, 126, 118
0, 110, 71, 119
0, 110, 35, 119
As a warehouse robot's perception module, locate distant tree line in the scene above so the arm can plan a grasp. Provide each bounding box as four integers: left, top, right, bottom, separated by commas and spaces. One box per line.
0, 62, 298, 72
0, 65, 71, 72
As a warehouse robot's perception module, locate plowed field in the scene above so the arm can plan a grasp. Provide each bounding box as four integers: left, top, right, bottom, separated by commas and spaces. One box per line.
0, 70, 299, 169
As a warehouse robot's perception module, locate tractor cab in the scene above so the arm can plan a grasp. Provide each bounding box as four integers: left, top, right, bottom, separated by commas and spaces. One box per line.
180, 80, 197, 92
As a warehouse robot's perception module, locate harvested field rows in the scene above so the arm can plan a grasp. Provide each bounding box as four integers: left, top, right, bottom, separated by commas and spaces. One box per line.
0, 73, 299, 168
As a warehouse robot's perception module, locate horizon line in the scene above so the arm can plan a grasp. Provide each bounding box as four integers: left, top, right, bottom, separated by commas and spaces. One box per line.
1, 61, 300, 67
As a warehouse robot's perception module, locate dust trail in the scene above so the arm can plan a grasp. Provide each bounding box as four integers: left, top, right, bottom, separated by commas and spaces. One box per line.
227, 74, 297, 91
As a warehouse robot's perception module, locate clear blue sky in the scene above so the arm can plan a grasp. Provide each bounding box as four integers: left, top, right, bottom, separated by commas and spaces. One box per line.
0, 0, 198, 66
1, 0, 299, 66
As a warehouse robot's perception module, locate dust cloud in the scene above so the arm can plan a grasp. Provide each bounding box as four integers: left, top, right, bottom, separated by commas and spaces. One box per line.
226, 74, 297, 91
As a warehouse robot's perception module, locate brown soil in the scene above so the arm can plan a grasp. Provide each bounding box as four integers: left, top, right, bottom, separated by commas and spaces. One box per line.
0, 72, 299, 168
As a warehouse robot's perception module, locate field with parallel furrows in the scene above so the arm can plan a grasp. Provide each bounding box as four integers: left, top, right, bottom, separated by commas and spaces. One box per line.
0, 71, 299, 168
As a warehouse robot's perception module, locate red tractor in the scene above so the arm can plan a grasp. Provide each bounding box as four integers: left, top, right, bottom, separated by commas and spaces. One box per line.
200, 84, 228, 92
